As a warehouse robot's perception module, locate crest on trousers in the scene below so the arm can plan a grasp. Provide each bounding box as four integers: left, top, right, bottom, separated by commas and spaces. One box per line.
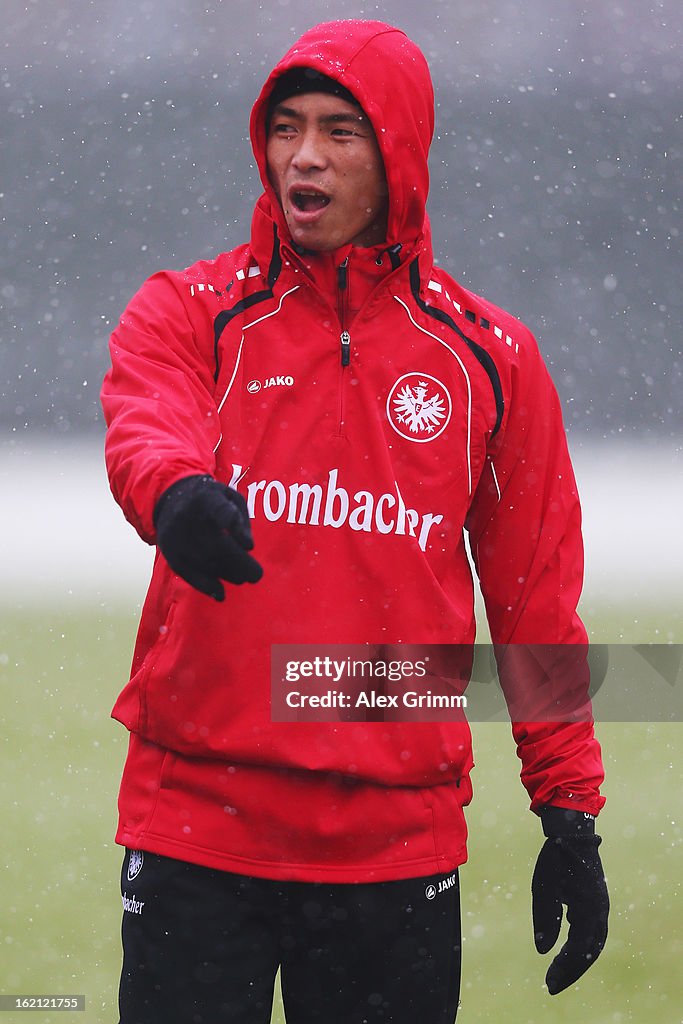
127, 849, 144, 882
387, 373, 452, 443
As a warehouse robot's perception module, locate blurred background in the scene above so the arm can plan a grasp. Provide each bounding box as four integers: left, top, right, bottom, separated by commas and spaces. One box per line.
1, 0, 681, 1021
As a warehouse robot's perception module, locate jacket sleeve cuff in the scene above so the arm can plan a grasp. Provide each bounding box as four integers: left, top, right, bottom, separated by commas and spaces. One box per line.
539, 804, 596, 837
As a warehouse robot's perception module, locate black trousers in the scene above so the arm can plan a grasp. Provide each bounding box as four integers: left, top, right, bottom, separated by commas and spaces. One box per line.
119, 850, 461, 1024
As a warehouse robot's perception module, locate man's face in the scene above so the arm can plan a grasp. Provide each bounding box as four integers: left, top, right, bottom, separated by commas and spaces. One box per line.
266, 91, 388, 251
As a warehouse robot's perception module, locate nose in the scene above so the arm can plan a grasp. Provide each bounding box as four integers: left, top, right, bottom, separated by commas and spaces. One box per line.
291, 129, 327, 172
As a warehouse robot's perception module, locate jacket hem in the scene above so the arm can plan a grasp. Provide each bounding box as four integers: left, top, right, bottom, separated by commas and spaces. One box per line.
115, 828, 468, 883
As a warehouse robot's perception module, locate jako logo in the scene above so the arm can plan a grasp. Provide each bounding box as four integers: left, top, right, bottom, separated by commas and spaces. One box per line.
247, 376, 294, 393
425, 873, 457, 899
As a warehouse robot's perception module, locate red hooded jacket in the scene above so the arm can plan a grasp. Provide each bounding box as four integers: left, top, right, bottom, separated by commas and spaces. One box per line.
101, 20, 604, 882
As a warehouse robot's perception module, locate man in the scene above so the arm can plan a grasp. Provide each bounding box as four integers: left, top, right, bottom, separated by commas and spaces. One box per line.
101, 19, 608, 1024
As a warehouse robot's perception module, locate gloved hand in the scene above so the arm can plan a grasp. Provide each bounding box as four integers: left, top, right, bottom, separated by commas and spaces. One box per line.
532, 806, 609, 995
154, 475, 263, 600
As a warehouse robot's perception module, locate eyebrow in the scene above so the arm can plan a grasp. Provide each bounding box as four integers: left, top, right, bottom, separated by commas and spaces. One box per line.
271, 104, 368, 127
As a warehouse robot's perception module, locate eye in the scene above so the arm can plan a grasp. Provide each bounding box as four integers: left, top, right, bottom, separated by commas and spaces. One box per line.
331, 127, 359, 139
271, 122, 296, 137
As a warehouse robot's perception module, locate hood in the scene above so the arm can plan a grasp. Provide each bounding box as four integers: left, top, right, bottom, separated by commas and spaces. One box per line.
249, 20, 434, 256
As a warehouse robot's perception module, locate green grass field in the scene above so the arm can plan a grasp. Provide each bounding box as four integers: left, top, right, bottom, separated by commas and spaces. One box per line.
1, 603, 681, 1023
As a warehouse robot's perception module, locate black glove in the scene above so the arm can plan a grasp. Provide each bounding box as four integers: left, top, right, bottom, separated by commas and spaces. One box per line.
532, 806, 609, 995
153, 475, 263, 600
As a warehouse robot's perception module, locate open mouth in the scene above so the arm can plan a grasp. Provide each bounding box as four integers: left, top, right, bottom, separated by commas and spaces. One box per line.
290, 190, 331, 212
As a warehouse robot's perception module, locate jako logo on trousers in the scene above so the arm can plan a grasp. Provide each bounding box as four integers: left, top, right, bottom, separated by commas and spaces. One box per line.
228, 465, 444, 552
425, 872, 457, 899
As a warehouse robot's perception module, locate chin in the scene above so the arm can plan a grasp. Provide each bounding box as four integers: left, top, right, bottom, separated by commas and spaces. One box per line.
291, 229, 345, 252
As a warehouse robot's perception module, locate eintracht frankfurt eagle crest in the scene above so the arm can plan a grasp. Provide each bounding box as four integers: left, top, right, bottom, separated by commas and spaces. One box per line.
386, 373, 452, 443
127, 849, 144, 881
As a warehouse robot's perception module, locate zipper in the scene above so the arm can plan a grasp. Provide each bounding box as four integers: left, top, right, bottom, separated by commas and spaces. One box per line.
336, 255, 350, 434
337, 256, 350, 367
334, 248, 403, 426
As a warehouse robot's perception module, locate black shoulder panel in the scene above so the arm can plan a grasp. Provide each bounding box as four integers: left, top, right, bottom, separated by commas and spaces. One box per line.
409, 259, 504, 438
212, 228, 283, 381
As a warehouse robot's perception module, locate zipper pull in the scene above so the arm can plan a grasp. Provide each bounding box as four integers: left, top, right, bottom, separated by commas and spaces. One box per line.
340, 330, 351, 367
